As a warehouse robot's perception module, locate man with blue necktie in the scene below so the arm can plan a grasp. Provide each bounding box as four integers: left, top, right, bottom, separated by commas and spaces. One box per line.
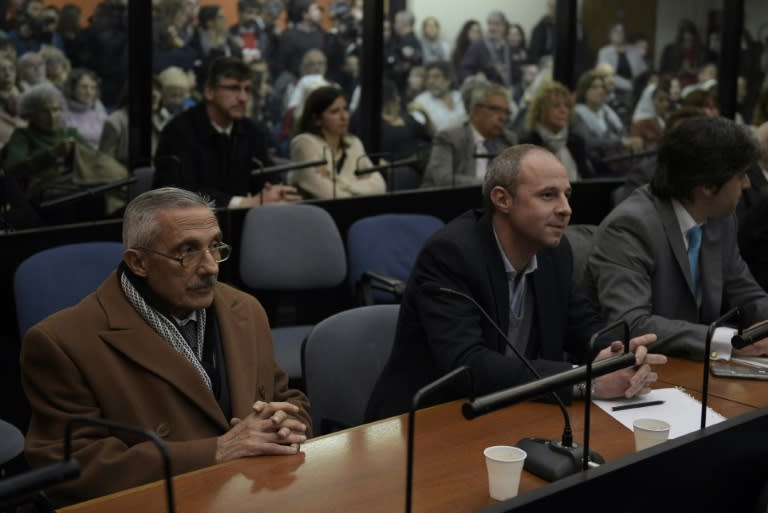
586, 116, 768, 362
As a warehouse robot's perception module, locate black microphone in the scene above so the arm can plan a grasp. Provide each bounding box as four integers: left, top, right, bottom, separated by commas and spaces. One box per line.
39, 176, 138, 209
405, 366, 472, 513
250, 158, 326, 178
0, 461, 80, 509
731, 320, 766, 349
421, 283, 604, 481
65, 416, 176, 513
703, 307, 742, 428
354, 156, 420, 176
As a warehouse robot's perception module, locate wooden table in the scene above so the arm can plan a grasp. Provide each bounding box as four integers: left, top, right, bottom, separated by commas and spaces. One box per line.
59, 357, 756, 513
657, 357, 768, 409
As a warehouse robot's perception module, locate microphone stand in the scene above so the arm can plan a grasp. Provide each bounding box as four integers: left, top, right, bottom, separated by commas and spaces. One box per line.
405, 366, 472, 513
38, 176, 137, 209
702, 307, 741, 428
583, 319, 630, 470
323, 146, 336, 200
422, 284, 605, 481
65, 416, 176, 513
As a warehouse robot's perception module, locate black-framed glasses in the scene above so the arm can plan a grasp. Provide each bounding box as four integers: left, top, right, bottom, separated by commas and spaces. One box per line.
136, 242, 232, 268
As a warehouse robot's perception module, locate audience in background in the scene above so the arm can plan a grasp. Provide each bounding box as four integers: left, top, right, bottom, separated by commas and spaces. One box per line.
5, 82, 90, 206
154, 56, 299, 209
412, 60, 466, 132
60, 67, 107, 149
39, 45, 69, 91
16, 50, 46, 91
571, 70, 643, 176
597, 22, 648, 105
419, 16, 450, 65
450, 19, 482, 73
460, 10, 518, 88
422, 81, 517, 187
630, 78, 671, 150
290, 85, 386, 199
659, 19, 715, 88
386, 9, 423, 94
520, 80, 592, 181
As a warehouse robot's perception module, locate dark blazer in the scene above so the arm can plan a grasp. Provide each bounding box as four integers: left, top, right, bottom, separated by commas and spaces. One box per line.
21, 272, 311, 506
365, 209, 604, 421
519, 130, 594, 179
153, 103, 273, 207
736, 164, 768, 224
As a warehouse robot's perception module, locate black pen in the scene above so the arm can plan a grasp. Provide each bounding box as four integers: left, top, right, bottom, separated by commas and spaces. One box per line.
612, 400, 665, 411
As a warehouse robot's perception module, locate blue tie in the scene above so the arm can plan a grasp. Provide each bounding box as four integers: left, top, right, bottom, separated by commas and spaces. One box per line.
687, 226, 703, 294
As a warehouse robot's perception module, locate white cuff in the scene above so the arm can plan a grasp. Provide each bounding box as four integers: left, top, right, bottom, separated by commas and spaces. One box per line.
710, 327, 737, 361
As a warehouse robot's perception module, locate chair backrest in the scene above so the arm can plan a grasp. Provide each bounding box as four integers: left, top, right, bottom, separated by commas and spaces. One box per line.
301, 304, 400, 435
13, 241, 124, 339
239, 203, 347, 290
127, 166, 155, 201
346, 213, 444, 302
564, 224, 597, 288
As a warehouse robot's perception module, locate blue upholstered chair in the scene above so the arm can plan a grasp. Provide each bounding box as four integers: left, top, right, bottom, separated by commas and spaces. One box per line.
346, 213, 444, 305
13, 241, 124, 340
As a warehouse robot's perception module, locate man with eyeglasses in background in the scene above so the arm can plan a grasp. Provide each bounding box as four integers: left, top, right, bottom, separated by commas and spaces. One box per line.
422, 80, 518, 188
21, 187, 311, 507
154, 56, 301, 208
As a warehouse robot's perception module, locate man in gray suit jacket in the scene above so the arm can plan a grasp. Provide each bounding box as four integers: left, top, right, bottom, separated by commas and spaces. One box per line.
587, 116, 768, 361
421, 81, 518, 188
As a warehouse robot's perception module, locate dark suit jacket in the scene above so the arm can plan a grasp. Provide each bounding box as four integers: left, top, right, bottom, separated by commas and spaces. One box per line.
365, 209, 604, 421
21, 272, 311, 506
519, 130, 594, 179
736, 164, 768, 224
153, 103, 273, 207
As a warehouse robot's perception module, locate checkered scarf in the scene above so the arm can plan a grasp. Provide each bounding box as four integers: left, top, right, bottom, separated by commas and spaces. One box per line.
119, 270, 211, 390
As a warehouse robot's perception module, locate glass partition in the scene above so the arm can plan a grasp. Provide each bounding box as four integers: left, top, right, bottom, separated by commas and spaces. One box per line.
0, 0, 761, 231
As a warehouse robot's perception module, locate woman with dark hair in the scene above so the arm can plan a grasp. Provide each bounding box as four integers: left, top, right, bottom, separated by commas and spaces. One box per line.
60, 67, 107, 149
450, 20, 482, 74
659, 19, 715, 87
507, 23, 528, 67
571, 70, 643, 175
289, 85, 386, 199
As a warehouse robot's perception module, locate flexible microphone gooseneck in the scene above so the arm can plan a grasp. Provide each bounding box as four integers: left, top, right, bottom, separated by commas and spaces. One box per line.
704, 307, 742, 428
421, 283, 604, 481
583, 319, 630, 470
65, 416, 176, 513
405, 366, 472, 513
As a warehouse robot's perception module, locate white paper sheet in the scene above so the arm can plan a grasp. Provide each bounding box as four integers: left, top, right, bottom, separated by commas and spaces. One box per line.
592, 387, 726, 439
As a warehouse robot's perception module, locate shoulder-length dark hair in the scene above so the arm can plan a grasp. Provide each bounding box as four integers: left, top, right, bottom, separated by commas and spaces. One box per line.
293, 85, 347, 141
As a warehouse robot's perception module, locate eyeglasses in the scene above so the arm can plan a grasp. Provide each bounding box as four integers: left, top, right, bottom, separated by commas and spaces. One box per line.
137, 242, 232, 268
215, 83, 253, 95
478, 104, 511, 117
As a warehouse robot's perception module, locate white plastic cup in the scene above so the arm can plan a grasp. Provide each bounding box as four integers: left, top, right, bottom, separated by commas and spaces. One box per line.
632, 418, 670, 451
483, 445, 527, 500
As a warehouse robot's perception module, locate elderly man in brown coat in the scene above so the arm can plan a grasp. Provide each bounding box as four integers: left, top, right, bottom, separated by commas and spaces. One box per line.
21, 187, 311, 507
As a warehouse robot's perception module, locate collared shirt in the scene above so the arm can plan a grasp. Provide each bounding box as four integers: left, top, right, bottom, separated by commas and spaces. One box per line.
493, 227, 538, 356
671, 199, 734, 360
